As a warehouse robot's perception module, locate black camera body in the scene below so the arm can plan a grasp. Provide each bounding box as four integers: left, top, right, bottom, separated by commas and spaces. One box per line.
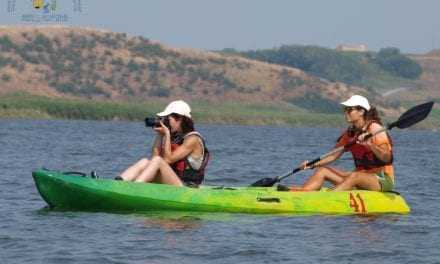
144, 117, 170, 128
145, 117, 160, 127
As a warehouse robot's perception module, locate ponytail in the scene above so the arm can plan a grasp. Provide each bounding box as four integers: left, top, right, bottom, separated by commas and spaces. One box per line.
364, 106, 382, 125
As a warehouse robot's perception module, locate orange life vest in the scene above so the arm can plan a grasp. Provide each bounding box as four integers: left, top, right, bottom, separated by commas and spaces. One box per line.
337, 121, 393, 173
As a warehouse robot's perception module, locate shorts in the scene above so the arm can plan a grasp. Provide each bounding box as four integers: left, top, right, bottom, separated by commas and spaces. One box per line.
376, 171, 394, 192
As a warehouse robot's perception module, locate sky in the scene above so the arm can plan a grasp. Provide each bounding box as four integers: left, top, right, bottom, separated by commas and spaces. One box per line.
2, 0, 440, 54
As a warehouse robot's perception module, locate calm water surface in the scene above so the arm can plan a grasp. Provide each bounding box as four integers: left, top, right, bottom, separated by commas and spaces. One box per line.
1, 119, 439, 264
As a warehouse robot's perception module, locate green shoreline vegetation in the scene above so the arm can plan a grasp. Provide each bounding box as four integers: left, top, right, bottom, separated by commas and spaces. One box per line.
0, 93, 438, 129
0, 92, 346, 126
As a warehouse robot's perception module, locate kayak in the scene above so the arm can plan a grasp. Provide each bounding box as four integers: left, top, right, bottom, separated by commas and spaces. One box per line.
32, 169, 410, 215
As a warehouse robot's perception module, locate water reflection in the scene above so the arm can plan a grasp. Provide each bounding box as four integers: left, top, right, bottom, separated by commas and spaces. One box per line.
142, 216, 203, 231
340, 214, 403, 243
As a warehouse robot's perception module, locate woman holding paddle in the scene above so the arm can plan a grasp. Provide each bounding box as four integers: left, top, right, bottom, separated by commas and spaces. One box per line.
251, 99, 432, 189
294, 95, 394, 192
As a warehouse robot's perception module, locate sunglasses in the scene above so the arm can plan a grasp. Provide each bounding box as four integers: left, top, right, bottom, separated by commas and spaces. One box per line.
343, 106, 359, 113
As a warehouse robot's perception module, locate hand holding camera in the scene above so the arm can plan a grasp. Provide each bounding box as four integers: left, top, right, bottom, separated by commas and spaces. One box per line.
145, 117, 171, 135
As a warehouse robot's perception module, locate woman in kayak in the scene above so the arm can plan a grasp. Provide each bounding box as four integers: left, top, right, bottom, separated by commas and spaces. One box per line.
117, 100, 209, 186
294, 95, 394, 192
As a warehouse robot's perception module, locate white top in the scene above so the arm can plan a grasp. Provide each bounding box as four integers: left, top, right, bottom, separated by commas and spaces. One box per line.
184, 132, 205, 170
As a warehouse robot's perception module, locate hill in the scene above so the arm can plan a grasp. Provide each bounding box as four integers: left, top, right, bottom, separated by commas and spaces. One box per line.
0, 25, 395, 116
228, 45, 422, 91
409, 51, 440, 100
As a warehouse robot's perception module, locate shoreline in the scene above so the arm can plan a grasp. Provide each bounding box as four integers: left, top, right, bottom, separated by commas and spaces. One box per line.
0, 93, 438, 129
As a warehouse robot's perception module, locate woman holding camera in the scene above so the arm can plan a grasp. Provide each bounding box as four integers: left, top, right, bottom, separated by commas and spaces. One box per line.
117, 100, 209, 186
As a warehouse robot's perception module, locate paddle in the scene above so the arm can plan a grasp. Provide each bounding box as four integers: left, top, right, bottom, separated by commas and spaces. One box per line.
250, 101, 435, 187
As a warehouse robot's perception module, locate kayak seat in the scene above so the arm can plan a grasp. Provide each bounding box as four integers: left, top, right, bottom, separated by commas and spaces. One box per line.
63, 171, 87, 177
211, 186, 238, 190
276, 184, 290, 192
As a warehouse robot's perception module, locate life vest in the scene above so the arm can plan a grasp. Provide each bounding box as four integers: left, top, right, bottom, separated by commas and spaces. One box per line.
169, 131, 210, 185
337, 121, 393, 172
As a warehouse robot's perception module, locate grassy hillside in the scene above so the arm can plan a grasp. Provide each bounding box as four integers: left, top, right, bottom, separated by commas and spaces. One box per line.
228, 45, 422, 93
410, 51, 440, 99
0, 26, 392, 115
0, 26, 438, 127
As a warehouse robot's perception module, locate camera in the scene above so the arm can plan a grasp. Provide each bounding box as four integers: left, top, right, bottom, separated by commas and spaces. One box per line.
144, 117, 170, 128
145, 117, 160, 127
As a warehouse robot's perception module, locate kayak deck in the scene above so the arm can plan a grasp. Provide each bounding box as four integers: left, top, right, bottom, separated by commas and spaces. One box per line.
32, 169, 410, 215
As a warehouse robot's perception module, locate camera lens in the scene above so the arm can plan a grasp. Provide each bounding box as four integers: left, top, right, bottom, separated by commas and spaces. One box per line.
145, 117, 158, 127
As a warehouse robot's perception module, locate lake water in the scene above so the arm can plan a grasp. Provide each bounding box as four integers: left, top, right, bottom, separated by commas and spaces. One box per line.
1, 119, 439, 263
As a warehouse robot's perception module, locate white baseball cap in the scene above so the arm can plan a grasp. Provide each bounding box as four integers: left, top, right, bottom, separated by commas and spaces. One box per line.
340, 95, 371, 111
157, 100, 192, 118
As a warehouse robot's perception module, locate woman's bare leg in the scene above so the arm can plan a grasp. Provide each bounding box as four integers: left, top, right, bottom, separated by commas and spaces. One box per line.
135, 156, 183, 186
301, 167, 350, 191
120, 158, 150, 181
333, 171, 381, 191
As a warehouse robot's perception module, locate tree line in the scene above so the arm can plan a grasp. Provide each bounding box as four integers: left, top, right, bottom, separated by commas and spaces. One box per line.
222, 45, 422, 85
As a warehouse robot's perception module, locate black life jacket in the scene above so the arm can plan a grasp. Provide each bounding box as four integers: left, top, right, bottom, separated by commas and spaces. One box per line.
169, 131, 210, 185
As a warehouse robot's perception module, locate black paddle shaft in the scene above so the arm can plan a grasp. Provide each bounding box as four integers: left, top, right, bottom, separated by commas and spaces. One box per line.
250, 101, 434, 187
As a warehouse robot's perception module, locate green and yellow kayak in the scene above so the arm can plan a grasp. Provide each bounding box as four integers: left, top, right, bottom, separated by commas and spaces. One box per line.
32, 169, 410, 215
